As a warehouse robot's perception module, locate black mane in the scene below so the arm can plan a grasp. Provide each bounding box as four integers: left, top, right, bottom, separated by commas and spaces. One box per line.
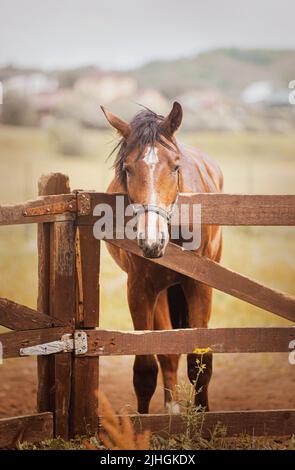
111, 108, 176, 187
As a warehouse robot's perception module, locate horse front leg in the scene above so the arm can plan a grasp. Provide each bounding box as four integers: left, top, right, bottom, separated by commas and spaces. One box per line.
154, 290, 180, 413
181, 278, 213, 411
127, 273, 158, 414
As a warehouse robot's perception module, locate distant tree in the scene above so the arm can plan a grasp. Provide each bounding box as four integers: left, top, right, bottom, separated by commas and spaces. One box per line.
49, 118, 84, 156
2, 91, 38, 126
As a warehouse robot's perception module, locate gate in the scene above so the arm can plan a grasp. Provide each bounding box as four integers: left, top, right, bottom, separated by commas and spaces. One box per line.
0, 173, 294, 447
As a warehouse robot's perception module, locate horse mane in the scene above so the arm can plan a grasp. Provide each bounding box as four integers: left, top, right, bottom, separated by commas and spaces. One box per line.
110, 108, 176, 187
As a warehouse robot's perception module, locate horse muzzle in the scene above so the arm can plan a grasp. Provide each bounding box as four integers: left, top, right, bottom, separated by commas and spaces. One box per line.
137, 232, 168, 258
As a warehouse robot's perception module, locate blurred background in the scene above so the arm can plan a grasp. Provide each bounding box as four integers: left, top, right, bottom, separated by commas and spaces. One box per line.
0, 0, 294, 416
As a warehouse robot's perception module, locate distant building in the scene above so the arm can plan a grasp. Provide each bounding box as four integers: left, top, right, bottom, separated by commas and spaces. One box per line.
74, 73, 137, 104
32, 89, 72, 114
176, 89, 228, 113
241, 81, 273, 104
265, 90, 291, 107
3, 73, 58, 96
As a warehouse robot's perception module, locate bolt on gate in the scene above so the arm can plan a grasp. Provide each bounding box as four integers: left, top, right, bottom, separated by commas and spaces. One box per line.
0, 172, 295, 447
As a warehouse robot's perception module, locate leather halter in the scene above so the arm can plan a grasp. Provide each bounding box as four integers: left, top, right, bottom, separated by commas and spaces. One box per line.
127, 170, 180, 224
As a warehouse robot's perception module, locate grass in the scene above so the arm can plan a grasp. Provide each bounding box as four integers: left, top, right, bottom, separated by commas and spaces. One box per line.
18, 387, 295, 450
18, 431, 295, 451
17, 371, 295, 450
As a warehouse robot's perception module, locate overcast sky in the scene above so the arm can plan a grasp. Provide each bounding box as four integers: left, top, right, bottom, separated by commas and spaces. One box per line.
0, 0, 294, 69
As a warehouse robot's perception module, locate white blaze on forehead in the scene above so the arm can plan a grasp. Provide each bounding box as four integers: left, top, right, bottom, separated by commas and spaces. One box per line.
143, 146, 159, 165
143, 146, 159, 242
143, 146, 158, 206
137, 145, 170, 248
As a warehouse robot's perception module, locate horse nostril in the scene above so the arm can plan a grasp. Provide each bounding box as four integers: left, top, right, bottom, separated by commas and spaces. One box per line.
160, 232, 166, 246
142, 243, 163, 259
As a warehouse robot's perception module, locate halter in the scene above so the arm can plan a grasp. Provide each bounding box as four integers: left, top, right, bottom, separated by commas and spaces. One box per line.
127, 170, 180, 224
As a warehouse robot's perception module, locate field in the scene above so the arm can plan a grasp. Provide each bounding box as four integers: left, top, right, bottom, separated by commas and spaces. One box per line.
0, 125, 295, 419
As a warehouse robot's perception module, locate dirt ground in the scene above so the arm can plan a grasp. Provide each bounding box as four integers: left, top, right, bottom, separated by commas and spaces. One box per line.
0, 353, 294, 419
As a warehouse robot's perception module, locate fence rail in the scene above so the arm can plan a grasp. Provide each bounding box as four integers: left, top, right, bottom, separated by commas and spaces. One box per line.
84, 327, 295, 355
0, 194, 76, 225
127, 409, 295, 438
0, 413, 53, 449
0, 297, 66, 330
106, 238, 295, 322
2, 326, 293, 359
0, 327, 72, 359
77, 192, 295, 226
1, 192, 295, 226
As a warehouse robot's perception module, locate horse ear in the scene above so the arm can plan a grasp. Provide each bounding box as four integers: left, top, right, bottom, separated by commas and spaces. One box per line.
100, 106, 131, 139
161, 102, 183, 136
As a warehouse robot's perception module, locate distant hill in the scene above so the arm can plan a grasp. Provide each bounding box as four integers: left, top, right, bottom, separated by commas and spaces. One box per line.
130, 48, 295, 98
1, 49, 294, 98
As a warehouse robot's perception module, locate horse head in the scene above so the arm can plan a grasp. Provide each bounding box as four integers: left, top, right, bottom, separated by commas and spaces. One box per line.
101, 102, 183, 258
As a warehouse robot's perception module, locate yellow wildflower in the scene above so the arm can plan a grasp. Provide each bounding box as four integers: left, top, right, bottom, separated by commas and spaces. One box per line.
193, 347, 212, 354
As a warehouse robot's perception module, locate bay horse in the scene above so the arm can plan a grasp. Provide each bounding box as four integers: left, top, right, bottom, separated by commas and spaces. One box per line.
101, 102, 223, 413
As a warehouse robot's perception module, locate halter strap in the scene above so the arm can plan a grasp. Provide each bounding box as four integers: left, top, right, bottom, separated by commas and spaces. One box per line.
132, 204, 173, 223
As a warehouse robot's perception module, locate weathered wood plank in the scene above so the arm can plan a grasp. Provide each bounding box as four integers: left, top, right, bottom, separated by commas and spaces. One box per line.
127, 409, 295, 437
0, 297, 65, 330
106, 238, 295, 323
178, 193, 295, 226
85, 327, 295, 355
0, 412, 53, 448
37, 175, 55, 415
75, 226, 100, 328
71, 224, 100, 436
78, 192, 295, 226
71, 356, 99, 436
53, 354, 72, 440
0, 193, 76, 226
0, 326, 72, 359
2, 191, 295, 226
37, 173, 76, 440
49, 180, 76, 439
49, 221, 76, 326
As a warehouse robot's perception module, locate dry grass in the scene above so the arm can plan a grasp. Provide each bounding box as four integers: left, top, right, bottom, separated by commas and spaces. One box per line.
19, 389, 295, 450
92, 391, 150, 450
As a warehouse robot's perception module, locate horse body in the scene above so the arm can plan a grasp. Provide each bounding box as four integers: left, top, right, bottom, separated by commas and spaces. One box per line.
102, 103, 223, 413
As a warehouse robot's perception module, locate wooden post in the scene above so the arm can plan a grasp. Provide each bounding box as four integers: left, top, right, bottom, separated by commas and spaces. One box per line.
70, 223, 100, 436
37, 173, 75, 439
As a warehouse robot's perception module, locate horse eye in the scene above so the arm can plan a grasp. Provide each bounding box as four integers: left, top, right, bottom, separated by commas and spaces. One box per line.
173, 165, 180, 173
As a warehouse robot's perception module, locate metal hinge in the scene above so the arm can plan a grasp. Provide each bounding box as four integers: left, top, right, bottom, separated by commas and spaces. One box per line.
77, 192, 91, 216
19, 331, 88, 356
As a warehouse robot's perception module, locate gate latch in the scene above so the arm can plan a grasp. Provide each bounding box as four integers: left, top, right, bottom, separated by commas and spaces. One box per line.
20, 331, 88, 356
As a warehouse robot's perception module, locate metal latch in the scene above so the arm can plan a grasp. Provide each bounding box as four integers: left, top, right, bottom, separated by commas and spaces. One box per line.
77, 192, 91, 216
20, 331, 88, 356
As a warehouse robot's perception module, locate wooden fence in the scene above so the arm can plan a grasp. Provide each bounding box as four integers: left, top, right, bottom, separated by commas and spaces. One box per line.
0, 172, 294, 448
